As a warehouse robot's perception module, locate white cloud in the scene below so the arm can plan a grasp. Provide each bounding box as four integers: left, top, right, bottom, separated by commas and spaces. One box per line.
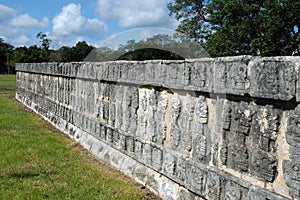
96, 0, 178, 28
10, 35, 30, 45
0, 4, 15, 22
52, 3, 107, 38
11, 14, 49, 28
0, 4, 50, 47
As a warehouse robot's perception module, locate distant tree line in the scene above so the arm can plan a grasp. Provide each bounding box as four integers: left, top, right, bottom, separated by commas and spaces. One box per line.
1, 32, 209, 73
0, 32, 95, 74
86, 34, 209, 62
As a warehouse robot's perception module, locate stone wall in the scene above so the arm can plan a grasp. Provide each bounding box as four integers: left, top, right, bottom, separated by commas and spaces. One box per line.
16, 56, 300, 200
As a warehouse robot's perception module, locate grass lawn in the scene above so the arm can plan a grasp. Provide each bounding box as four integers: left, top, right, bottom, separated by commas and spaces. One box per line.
0, 74, 16, 95
0, 75, 158, 200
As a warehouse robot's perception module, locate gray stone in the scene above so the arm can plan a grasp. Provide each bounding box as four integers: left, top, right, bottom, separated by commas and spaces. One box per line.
283, 145, 300, 199
185, 162, 206, 195
249, 186, 287, 200
249, 57, 296, 100
221, 180, 248, 200
163, 150, 177, 179
152, 147, 163, 171
286, 105, 300, 147
206, 171, 222, 199
16, 57, 300, 200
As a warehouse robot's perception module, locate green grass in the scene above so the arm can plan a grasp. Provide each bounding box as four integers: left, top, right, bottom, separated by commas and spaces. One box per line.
0, 74, 16, 95
0, 75, 158, 200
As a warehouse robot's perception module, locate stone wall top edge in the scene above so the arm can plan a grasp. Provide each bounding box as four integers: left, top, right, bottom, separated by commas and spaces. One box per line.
15, 56, 300, 102
15, 56, 300, 65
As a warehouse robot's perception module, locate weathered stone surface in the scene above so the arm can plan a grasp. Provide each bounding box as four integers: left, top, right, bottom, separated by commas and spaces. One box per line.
249, 186, 287, 200
15, 57, 300, 200
206, 171, 223, 199
185, 161, 206, 195
16, 57, 300, 101
221, 180, 248, 200
221, 101, 280, 182
249, 57, 297, 100
213, 56, 250, 95
286, 105, 300, 148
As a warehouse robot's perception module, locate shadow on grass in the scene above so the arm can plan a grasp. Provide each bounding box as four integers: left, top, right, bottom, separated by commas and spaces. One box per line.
2, 172, 41, 179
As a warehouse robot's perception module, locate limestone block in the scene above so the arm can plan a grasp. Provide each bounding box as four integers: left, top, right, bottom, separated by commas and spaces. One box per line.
206, 171, 223, 199
153, 90, 168, 146
221, 180, 249, 200
286, 105, 300, 147
134, 139, 143, 161
249, 186, 287, 200
100, 125, 106, 141
163, 150, 177, 179
165, 61, 178, 86
144, 60, 159, 84
152, 146, 163, 171
128, 62, 137, 81
213, 56, 250, 95
126, 136, 135, 154
136, 62, 145, 83
185, 162, 206, 195
142, 143, 152, 166
284, 143, 300, 199
249, 57, 296, 100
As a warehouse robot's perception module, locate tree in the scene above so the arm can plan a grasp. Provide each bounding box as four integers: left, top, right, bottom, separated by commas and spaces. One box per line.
116, 48, 184, 61
57, 46, 75, 62
167, 0, 211, 43
8, 45, 50, 66
0, 38, 13, 67
205, 0, 264, 56
256, 0, 300, 55
207, 0, 300, 56
72, 41, 94, 61
36, 32, 52, 62
85, 47, 116, 62
168, 0, 300, 56
36, 32, 51, 50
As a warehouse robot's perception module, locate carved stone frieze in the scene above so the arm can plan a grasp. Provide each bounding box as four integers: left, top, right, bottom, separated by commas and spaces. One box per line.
221, 101, 280, 181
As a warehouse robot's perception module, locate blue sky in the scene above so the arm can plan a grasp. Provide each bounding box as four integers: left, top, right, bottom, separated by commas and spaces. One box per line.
0, 0, 178, 49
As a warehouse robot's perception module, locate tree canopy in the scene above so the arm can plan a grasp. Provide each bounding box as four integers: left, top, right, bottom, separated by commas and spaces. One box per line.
86, 34, 209, 62
0, 39, 13, 67
168, 0, 300, 56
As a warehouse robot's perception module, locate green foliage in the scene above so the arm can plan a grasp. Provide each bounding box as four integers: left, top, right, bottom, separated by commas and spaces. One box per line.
3, 35, 95, 65
0, 38, 14, 72
88, 34, 208, 61
36, 32, 51, 50
117, 48, 184, 61
4, 32, 207, 65
72, 41, 94, 61
57, 46, 75, 62
8, 45, 49, 66
116, 35, 185, 60
167, 0, 211, 43
85, 47, 116, 62
7, 32, 52, 66
52, 41, 94, 62
168, 0, 300, 56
